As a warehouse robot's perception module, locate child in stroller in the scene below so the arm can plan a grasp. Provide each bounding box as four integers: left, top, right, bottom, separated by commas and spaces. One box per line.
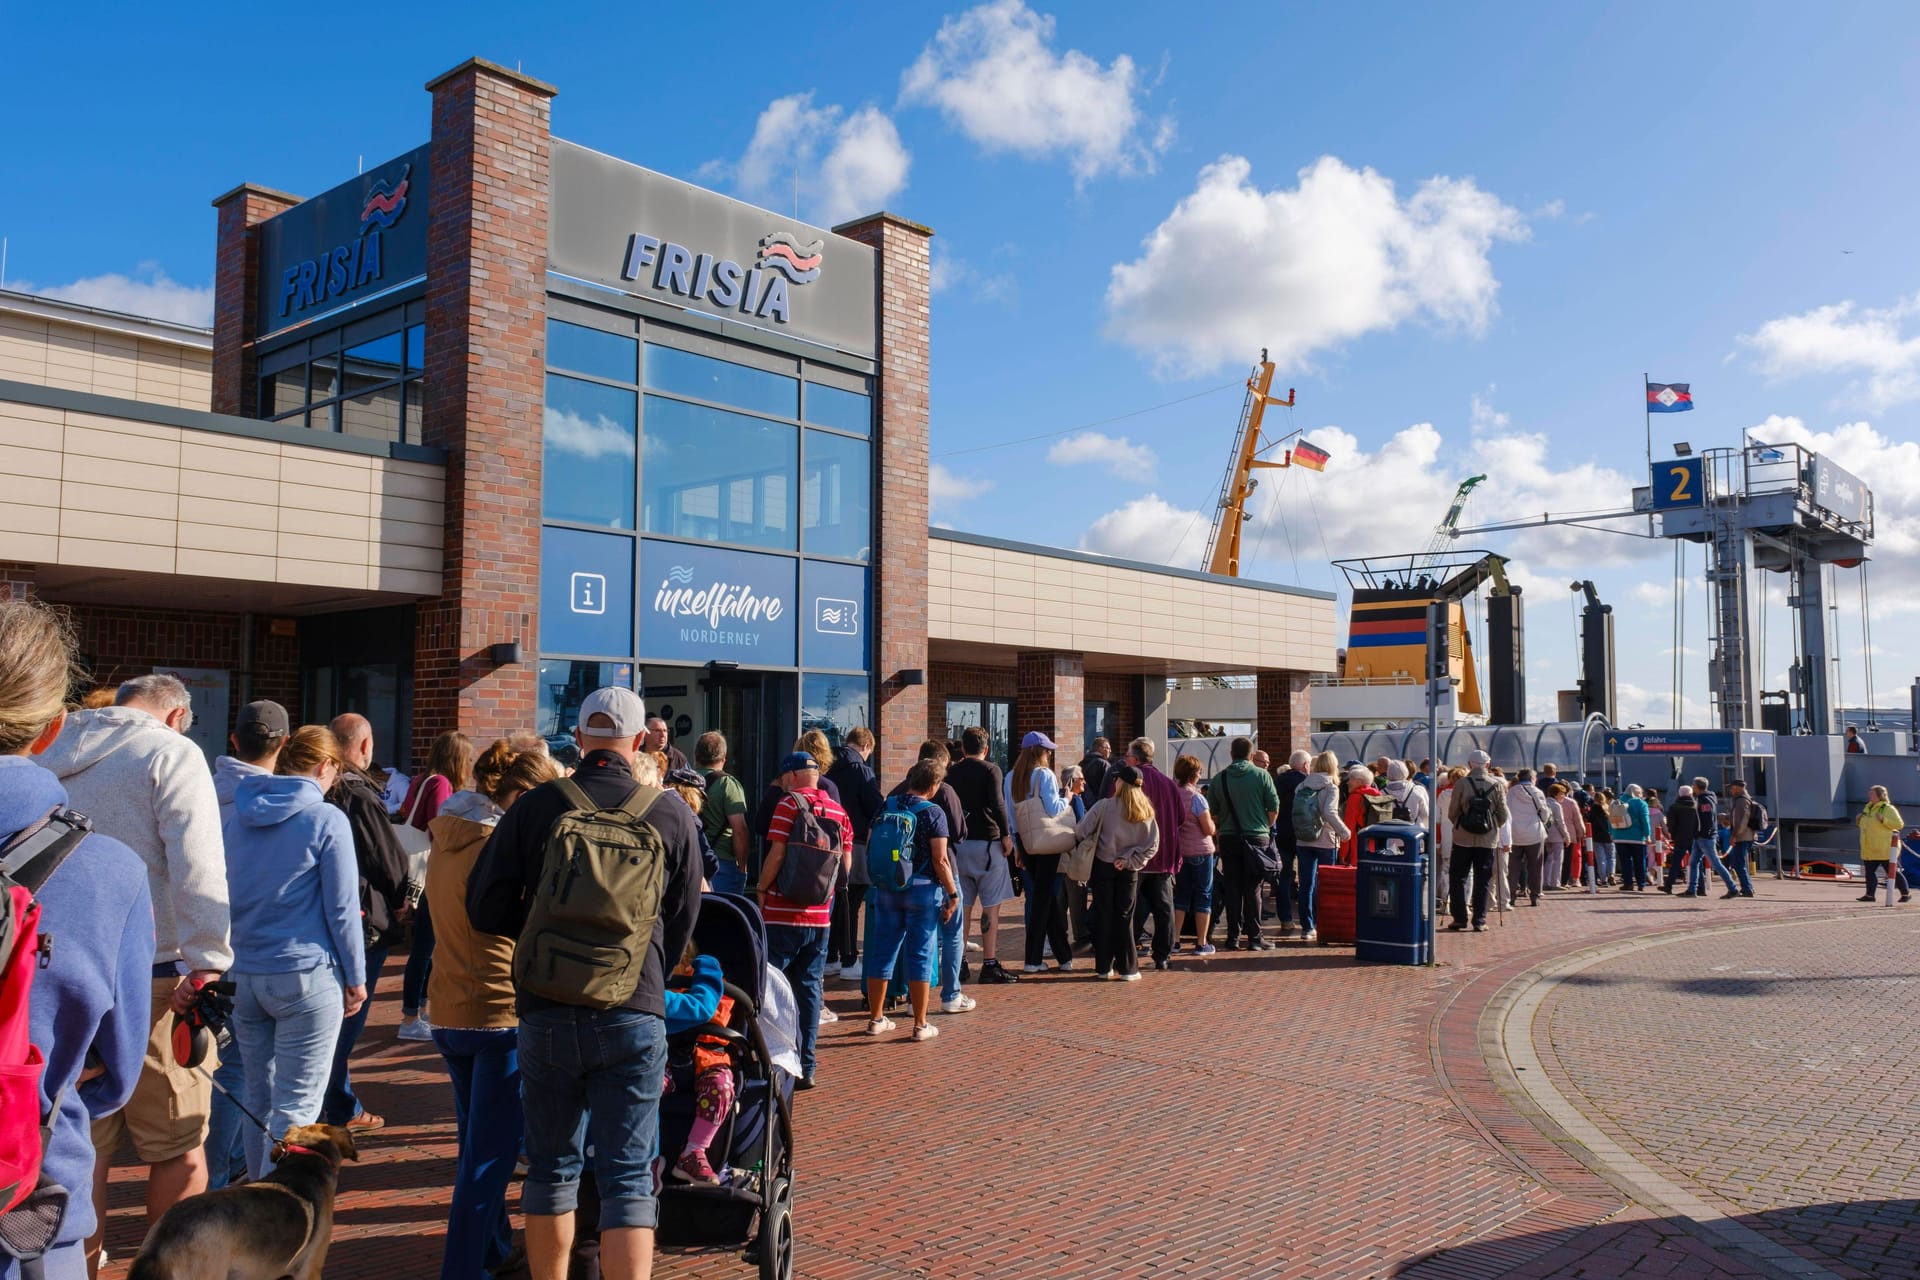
667, 942, 736, 1185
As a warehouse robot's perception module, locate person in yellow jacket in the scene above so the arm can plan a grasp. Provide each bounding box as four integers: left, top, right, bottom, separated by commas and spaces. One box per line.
1856, 785, 1910, 903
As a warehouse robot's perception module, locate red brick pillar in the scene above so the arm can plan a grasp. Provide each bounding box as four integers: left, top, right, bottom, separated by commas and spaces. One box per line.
835, 213, 933, 785
210, 183, 302, 416
1016, 650, 1085, 770
1257, 670, 1313, 759
411, 58, 557, 760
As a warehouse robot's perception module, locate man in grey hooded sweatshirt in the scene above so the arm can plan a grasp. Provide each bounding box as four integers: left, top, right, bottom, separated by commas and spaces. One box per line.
37, 673, 231, 1247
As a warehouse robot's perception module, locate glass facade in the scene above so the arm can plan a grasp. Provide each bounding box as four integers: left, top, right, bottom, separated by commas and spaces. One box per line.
538, 307, 874, 775
255, 301, 426, 443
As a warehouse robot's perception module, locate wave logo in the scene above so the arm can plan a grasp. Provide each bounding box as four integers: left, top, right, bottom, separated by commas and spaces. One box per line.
757, 232, 824, 285
814, 597, 858, 636
665, 565, 696, 585
359, 165, 411, 236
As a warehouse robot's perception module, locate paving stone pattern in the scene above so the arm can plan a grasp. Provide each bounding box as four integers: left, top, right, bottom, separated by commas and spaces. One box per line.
1539, 910, 1920, 1280
91, 880, 1904, 1278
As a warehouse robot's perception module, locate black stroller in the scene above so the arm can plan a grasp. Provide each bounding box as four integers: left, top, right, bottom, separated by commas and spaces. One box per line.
657, 892, 797, 1279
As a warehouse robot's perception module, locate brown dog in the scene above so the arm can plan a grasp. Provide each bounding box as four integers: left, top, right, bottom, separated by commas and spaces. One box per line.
127, 1123, 358, 1280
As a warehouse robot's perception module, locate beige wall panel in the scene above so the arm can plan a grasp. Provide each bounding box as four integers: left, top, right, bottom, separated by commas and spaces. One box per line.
177, 494, 282, 531
60, 508, 175, 545
0, 532, 58, 562
0, 503, 59, 536
61, 480, 177, 521
57, 537, 175, 574
176, 548, 278, 581
276, 557, 369, 590
177, 523, 275, 555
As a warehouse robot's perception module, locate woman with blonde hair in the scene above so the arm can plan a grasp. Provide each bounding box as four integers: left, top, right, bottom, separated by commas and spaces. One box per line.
398, 730, 475, 1043
225, 725, 368, 1178
1288, 750, 1350, 943
425, 737, 560, 1280
1005, 731, 1074, 972
1074, 764, 1160, 980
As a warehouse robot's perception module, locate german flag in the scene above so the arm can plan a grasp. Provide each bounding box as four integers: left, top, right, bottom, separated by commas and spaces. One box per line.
1290, 439, 1329, 471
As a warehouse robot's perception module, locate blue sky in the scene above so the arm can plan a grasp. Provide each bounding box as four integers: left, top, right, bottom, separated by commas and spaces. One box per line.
6, 1, 1920, 726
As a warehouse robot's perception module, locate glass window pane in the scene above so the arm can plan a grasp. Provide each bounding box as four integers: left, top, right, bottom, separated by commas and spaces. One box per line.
545, 374, 637, 528
343, 332, 405, 390
405, 324, 425, 372
645, 344, 797, 418
548, 319, 635, 383
802, 430, 870, 561
641, 396, 796, 550
802, 674, 871, 754
310, 355, 337, 403
537, 660, 635, 762
341, 382, 401, 443
263, 369, 305, 417
805, 382, 871, 435
402, 379, 423, 444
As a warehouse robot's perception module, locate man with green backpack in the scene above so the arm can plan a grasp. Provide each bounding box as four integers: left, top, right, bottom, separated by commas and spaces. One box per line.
466, 686, 703, 1280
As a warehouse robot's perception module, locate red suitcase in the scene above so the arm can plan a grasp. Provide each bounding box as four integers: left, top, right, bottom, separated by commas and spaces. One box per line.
1314, 864, 1357, 945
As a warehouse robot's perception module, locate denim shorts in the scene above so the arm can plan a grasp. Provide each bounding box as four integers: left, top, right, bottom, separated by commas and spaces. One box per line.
1173, 856, 1214, 913
862, 882, 944, 984
517, 1006, 666, 1230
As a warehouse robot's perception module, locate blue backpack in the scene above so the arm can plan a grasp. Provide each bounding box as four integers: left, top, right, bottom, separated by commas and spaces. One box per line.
866, 796, 934, 892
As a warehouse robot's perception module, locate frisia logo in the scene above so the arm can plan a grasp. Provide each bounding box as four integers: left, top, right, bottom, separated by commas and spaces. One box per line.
756, 233, 824, 285
358, 165, 410, 235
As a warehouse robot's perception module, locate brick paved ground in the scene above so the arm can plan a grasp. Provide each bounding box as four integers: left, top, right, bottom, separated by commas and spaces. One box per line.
92, 878, 1906, 1278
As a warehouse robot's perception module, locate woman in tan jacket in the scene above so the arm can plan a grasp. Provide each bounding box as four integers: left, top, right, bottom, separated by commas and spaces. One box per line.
424, 739, 558, 1280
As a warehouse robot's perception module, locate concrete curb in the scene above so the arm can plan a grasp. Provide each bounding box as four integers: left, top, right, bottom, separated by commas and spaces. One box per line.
1489, 912, 1871, 1280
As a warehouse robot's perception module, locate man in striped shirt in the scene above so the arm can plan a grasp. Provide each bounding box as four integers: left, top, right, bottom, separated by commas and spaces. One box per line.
757, 750, 852, 1090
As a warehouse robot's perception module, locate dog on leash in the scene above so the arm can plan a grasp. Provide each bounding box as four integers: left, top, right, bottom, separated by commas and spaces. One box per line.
127, 1123, 358, 1280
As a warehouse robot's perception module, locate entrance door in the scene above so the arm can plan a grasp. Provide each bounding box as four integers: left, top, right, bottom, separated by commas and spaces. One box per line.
712, 671, 797, 805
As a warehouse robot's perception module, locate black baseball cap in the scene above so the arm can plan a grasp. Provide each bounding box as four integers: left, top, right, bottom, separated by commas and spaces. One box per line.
236, 700, 290, 738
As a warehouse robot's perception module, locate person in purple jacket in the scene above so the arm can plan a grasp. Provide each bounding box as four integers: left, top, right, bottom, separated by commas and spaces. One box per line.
1118, 739, 1188, 969
0, 600, 153, 1280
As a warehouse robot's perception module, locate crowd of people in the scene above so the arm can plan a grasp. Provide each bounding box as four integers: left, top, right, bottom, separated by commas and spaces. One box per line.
7, 581, 1900, 1280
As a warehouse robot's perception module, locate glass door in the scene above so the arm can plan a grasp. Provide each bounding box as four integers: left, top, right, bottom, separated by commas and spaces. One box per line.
711, 672, 798, 806
945, 697, 1013, 769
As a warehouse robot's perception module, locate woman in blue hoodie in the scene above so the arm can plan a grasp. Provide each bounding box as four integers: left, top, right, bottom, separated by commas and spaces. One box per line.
0, 601, 152, 1280
223, 725, 367, 1179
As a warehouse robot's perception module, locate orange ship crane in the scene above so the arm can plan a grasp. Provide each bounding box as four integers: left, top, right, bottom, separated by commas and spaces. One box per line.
1203, 350, 1296, 578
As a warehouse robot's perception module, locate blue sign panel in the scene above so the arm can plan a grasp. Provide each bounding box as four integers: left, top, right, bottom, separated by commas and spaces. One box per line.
255, 145, 430, 334
639, 540, 796, 665
1603, 728, 1773, 757
1650, 457, 1705, 511
541, 527, 634, 657
1810, 455, 1871, 525
803, 561, 868, 671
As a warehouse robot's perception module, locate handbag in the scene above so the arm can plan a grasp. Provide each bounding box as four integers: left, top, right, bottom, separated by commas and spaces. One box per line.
1015, 795, 1076, 856
391, 775, 432, 885
1061, 802, 1105, 884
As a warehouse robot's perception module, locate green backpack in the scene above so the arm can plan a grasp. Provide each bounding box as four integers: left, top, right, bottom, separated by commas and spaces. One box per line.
514, 778, 667, 1010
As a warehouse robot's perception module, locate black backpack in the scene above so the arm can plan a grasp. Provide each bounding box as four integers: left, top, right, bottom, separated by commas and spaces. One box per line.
1388, 785, 1414, 824
774, 794, 843, 906
1458, 779, 1496, 836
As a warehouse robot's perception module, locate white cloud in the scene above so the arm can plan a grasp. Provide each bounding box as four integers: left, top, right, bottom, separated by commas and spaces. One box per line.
930, 246, 1016, 307
1045, 430, 1156, 480
19, 265, 212, 327
545, 407, 636, 460
1739, 293, 1920, 410
901, 0, 1170, 182
1105, 155, 1528, 377
731, 93, 910, 226
929, 463, 994, 520
1079, 493, 1209, 567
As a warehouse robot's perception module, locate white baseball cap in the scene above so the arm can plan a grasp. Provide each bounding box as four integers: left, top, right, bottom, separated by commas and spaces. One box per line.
577, 687, 646, 737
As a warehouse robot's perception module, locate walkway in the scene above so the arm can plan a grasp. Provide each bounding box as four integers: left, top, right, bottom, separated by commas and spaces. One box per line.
92, 878, 1909, 1278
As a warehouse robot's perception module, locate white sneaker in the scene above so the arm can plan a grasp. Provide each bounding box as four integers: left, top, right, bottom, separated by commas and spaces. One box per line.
965, 940, 983, 952
910, 1023, 940, 1041
397, 1017, 434, 1042
865, 1015, 896, 1036
1103, 969, 1121, 981
939, 994, 976, 1014
818, 1006, 839, 1024
1303, 929, 1318, 943
1023, 963, 1046, 974
1055, 959, 1075, 972
1120, 971, 1142, 983
823, 960, 842, 978
1042, 941, 1054, 958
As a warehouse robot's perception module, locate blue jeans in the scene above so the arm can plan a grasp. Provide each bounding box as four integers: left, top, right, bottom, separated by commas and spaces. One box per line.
1726, 840, 1755, 895
322, 945, 387, 1124
711, 859, 747, 897
1174, 856, 1214, 914
402, 898, 434, 1017
765, 923, 829, 1079
435, 1027, 521, 1279
1293, 848, 1336, 931
1688, 837, 1738, 894
204, 1038, 250, 1189
1595, 842, 1615, 883
888, 880, 963, 1002
518, 1006, 666, 1231
230, 965, 344, 1179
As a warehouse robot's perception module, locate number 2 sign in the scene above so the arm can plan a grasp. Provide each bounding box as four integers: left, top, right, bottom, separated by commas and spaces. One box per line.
1651, 457, 1705, 511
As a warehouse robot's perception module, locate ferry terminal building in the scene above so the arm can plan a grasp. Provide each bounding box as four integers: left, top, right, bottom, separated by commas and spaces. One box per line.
0, 58, 1336, 791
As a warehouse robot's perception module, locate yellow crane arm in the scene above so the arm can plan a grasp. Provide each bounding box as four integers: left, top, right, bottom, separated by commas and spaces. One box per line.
1203, 353, 1295, 578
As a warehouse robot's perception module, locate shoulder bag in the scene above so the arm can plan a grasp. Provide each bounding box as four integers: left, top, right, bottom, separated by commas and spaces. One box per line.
392, 775, 432, 883
1061, 801, 1106, 884
1015, 793, 1076, 857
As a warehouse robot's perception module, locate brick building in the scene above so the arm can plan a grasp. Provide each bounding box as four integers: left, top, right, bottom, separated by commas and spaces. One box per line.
0, 57, 1335, 788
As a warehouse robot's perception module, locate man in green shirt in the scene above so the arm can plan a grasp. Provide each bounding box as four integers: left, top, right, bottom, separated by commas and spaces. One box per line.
1207, 738, 1281, 950
697, 730, 751, 896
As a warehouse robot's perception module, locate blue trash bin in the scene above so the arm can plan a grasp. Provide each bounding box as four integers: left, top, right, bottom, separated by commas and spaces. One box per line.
1354, 822, 1432, 965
